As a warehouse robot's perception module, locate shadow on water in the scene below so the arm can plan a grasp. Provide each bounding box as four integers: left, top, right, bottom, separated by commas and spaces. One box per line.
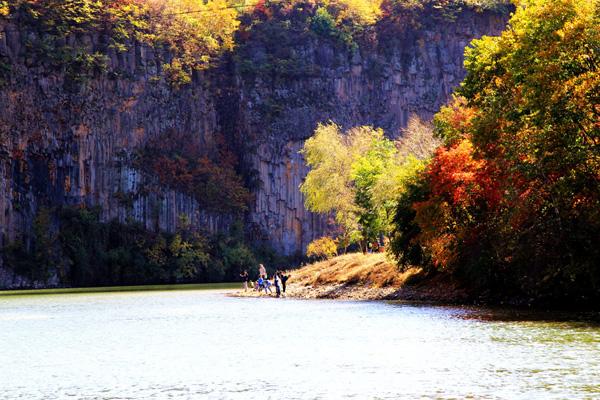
386, 300, 600, 326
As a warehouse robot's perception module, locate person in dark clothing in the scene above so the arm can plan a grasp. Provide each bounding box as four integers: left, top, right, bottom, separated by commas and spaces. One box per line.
240, 270, 249, 291
280, 272, 289, 295
274, 271, 282, 298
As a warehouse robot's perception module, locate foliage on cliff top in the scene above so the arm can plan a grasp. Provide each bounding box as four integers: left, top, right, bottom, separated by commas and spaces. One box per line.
234, 0, 510, 83
2, 0, 240, 85
0, 1, 8, 17
0, 0, 510, 85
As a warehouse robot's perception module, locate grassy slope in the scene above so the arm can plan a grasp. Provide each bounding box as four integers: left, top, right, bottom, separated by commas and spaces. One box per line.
291, 253, 420, 288
283, 253, 469, 302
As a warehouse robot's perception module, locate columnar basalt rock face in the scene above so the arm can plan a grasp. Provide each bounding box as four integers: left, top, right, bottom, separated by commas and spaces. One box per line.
236, 10, 508, 255
0, 9, 508, 285
247, 141, 330, 256
0, 29, 229, 255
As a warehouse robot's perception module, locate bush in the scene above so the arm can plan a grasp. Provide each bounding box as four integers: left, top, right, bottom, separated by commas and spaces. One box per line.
310, 7, 337, 37
306, 237, 338, 260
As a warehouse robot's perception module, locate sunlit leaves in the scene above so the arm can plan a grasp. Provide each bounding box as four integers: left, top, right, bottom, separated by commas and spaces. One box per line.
148, 0, 240, 75
306, 236, 338, 260
301, 121, 438, 248
392, 0, 600, 302
0, 0, 8, 17
328, 0, 383, 26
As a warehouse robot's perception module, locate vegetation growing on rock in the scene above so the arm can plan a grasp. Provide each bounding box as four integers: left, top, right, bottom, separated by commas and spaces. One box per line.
134, 130, 251, 214
3, 207, 289, 287
2, 0, 240, 84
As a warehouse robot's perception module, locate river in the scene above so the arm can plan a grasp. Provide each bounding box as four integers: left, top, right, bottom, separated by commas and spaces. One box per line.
1, 287, 599, 399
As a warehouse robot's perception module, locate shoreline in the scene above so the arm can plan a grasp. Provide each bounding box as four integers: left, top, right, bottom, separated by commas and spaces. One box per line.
0, 282, 240, 296
229, 274, 470, 304
230, 253, 472, 304
229, 281, 600, 312
228, 252, 600, 311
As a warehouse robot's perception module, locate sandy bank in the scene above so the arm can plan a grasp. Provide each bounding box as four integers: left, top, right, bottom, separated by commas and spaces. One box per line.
230, 253, 470, 303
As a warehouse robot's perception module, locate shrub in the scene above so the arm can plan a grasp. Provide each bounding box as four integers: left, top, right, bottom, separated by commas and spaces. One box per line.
306, 237, 338, 260
310, 7, 337, 37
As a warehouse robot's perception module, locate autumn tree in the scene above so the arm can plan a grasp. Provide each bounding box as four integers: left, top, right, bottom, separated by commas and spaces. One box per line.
301, 122, 436, 251
327, 0, 383, 25
147, 0, 240, 86
306, 236, 338, 260
391, 0, 600, 304
300, 123, 361, 249
0, 1, 8, 16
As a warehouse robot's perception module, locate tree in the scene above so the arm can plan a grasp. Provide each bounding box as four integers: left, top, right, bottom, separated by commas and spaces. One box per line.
396, 115, 442, 160
390, 0, 600, 303
459, 0, 600, 297
349, 127, 396, 247
306, 236, 338, 260
371, 155, 427, 236
329, 0, 383, 26
0, 1, 8, 16
300, 122, 360, 246
301, 122, 433, 251
147, 0, 240, 84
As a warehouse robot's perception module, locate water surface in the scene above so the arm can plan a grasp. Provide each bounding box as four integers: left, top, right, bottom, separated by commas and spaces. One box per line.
1, 289, 598, 399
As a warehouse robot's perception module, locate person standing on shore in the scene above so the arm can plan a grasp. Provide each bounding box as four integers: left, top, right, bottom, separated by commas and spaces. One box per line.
274, 271, 282, 298
258, 264, 267, 279
240, 270, 249, 291
281, 272, 289, 296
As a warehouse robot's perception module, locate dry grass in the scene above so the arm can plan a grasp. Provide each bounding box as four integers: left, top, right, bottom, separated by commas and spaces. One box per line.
289, 252, 421, 289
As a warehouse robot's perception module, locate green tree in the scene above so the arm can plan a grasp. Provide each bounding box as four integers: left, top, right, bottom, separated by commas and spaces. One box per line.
300, 122, 360, 246
350, 127, 396, 247
301, 122, 432, 251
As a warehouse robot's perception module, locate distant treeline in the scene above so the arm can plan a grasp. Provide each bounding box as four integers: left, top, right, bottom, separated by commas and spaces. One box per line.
3, 206, 289, 287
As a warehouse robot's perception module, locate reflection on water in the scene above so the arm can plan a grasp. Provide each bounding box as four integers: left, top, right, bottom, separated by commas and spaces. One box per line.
1, 290, 599, 399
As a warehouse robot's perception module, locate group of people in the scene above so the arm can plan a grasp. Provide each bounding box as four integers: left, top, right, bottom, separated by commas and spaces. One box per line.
239, 264, 290, 298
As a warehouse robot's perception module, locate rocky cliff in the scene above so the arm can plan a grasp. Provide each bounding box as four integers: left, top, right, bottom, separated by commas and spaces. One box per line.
0, 31, 229, 242
0, 3, 508, 286
229, 6, 508, 254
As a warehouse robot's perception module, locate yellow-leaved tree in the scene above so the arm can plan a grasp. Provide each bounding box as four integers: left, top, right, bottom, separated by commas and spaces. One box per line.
328, 0, 383, 25
147, 0, 240, 86
0, 1, 8, 17
306, 236, 338, 260
300, 122, 361, 251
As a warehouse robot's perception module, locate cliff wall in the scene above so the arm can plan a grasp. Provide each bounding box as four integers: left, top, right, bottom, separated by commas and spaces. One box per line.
0, 5, 508, 286
231, 8, 507, 254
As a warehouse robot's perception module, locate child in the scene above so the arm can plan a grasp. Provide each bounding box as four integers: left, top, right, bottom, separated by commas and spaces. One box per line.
257, 277, 264, 293
264, 278, 273, 294
240, 270, 249, 291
